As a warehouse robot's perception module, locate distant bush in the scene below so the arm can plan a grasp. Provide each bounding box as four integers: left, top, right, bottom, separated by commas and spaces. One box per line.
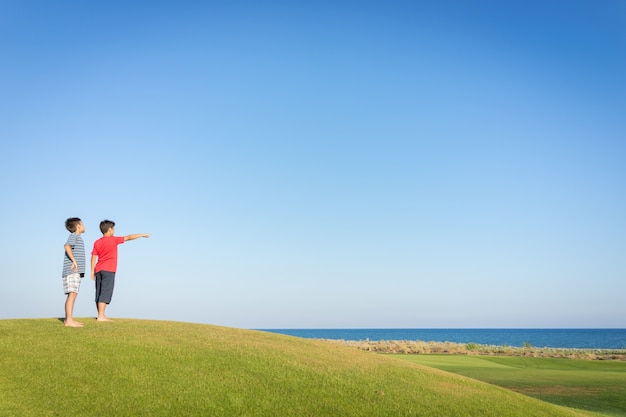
320, 339, 626, 361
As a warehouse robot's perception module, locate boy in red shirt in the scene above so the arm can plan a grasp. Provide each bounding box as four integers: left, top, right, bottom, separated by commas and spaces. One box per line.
90, 219, 150, 321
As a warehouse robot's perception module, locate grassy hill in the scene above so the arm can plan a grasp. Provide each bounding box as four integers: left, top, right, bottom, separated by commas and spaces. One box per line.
0, 319, 601, 417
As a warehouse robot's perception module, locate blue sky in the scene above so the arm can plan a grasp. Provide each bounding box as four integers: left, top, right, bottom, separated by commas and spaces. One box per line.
1, 1, 624, 328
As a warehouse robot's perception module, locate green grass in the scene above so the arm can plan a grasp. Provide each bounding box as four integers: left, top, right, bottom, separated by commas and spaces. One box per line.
0, 319, 602, 417
391, 354, 626, 417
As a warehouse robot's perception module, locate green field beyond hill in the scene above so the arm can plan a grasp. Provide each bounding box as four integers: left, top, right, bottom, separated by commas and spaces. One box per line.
0, 319, 604, 417
393, 354, 626, 417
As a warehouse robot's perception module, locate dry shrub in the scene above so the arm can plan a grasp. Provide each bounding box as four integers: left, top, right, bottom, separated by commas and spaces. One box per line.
319, 339, 626, 361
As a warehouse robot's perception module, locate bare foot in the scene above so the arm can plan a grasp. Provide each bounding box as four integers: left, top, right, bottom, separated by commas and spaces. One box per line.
96, 317, 112, 322
64, 320, 84, 327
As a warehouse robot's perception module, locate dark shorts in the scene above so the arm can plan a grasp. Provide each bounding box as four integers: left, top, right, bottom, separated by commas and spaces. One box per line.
95, 270, 116, 304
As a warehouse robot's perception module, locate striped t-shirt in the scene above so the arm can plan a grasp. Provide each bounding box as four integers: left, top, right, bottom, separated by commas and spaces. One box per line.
62, 233, 85, 277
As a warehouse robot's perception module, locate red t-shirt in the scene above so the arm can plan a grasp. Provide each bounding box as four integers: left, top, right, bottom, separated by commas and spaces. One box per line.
92, 236, 125, 273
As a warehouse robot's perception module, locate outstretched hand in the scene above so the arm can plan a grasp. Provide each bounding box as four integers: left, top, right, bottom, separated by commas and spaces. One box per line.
124, 233, 151, 242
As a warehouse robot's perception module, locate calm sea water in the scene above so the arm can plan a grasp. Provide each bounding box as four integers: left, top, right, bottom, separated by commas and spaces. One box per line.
259, 329, 626, 349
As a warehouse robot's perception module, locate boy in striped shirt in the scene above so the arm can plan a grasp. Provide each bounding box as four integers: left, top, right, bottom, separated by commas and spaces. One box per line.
62, 217, 86, 327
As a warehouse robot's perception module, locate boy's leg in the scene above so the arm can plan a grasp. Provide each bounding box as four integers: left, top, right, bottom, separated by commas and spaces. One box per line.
96, 302, 111, 321
65, 292, 84, 327
63, 274, 83, 327
95, 271, 115, 321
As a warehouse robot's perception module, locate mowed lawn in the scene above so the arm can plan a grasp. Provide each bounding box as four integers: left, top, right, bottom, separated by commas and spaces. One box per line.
391, 354, 626, 417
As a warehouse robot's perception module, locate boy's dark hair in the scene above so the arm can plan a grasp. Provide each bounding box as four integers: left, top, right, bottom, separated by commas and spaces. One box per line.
65, 218, 82, 233
100, 219, 116, 234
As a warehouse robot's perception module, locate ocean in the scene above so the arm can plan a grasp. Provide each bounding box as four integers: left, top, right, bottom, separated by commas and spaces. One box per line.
259, 328, 626, 349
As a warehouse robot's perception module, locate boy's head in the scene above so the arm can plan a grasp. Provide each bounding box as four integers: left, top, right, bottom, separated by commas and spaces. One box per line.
99, 219, 116, 235
65, 217, 83, 233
